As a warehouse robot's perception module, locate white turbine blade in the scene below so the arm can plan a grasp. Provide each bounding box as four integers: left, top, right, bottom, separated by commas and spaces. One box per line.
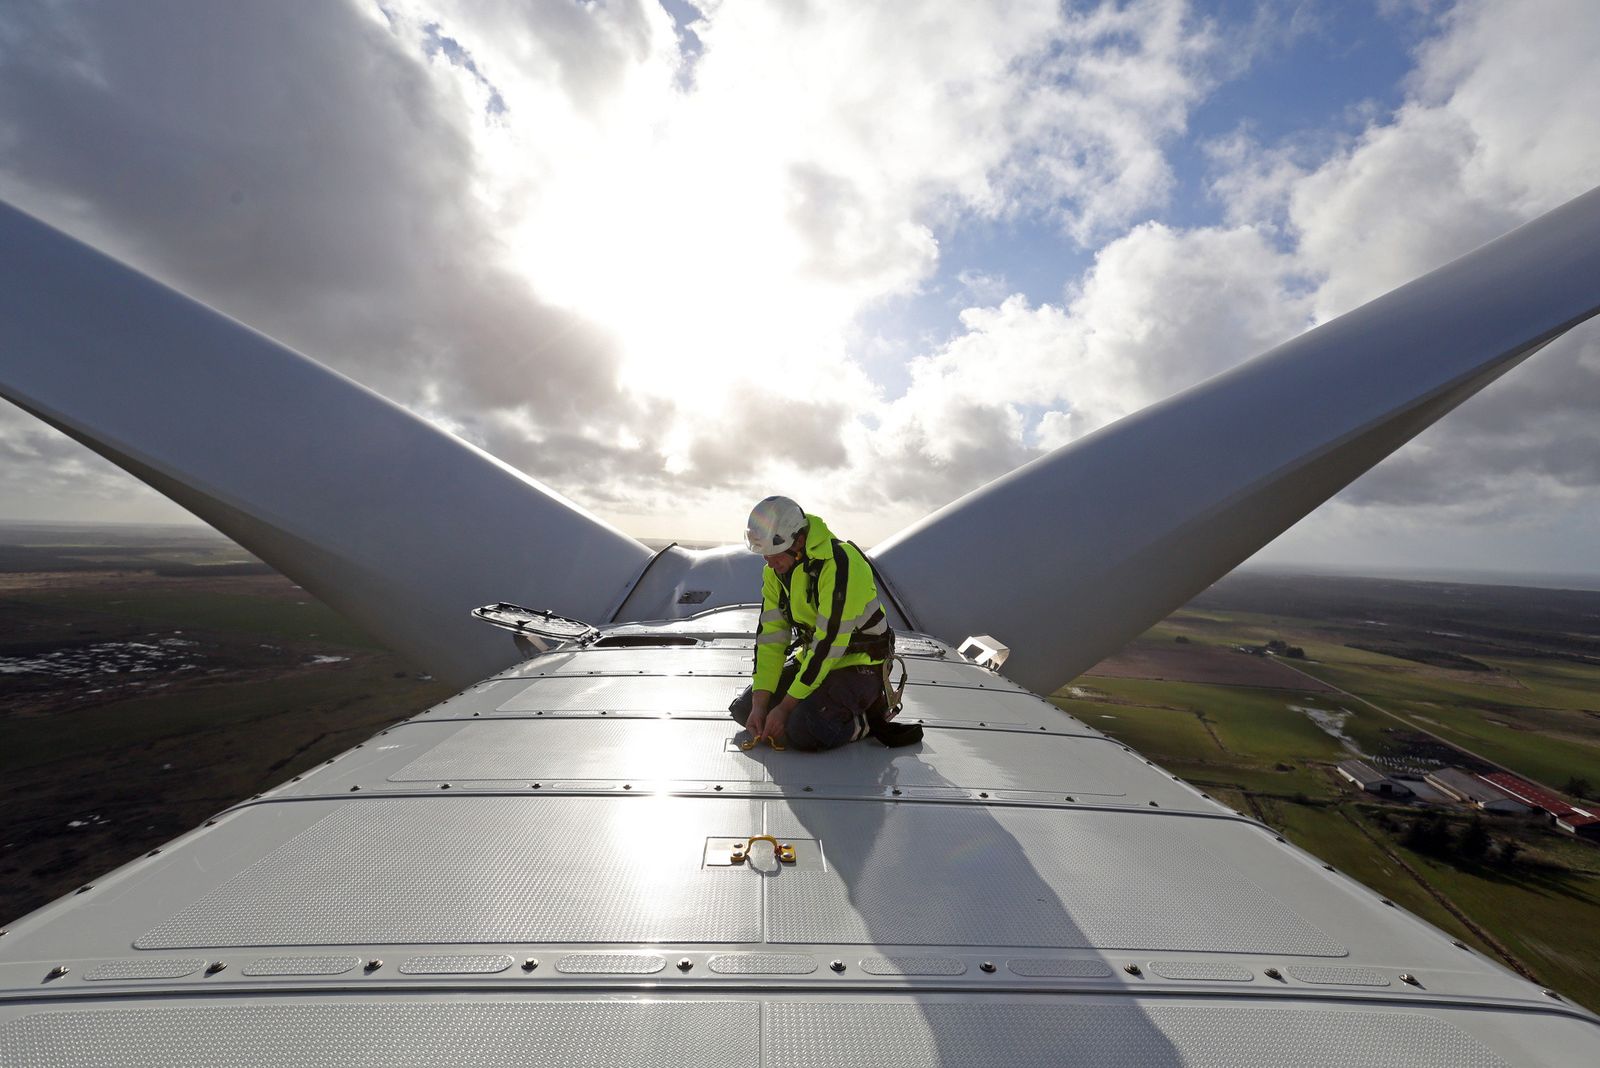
874, 185, 1600, 696
0, 200, 652, 685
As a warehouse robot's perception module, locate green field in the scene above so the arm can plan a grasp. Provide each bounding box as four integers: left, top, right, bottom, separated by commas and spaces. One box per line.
1067, 581, 1600, 1012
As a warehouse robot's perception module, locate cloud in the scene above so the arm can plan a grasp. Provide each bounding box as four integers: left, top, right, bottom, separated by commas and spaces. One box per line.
0, 0, 1594, 561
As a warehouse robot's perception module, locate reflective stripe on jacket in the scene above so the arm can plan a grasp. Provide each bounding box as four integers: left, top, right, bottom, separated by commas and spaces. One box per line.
752, 513, 887, 700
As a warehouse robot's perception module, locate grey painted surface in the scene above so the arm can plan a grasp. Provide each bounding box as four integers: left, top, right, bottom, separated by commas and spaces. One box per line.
2, 616, 1596, 1063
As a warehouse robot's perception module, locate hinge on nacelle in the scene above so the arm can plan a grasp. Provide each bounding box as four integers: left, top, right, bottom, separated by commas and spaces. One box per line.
470, 602, 599, 656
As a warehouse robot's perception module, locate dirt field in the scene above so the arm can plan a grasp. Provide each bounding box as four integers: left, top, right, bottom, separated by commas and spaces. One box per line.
1086, 638, 1337, 690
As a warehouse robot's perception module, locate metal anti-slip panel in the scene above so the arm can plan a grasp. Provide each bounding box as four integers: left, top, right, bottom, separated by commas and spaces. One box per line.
398, 955, 513, 975
497, 675, 748, 714
242, 956, 361, 977
82, 959, 205, 981
899, 685, 1097, 734
764, 803, 1346, 956
1008, 959, 1114, 978
510, 648, 752, 677
135, 797, 761, 948
762, 1002, 1510, 1067
557, 954, 665, 975
1289, 965, 1392, 987
0, 1001, 759, 1068
1148, 961, 1253, 982
391, 720, 764, 782
860, 957, 966, 976
708, 954, 817, 975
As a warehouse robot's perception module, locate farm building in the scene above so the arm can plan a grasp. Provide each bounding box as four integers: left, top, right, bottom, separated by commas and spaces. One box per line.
1337, 759, 1413, 798
1477, 772, 1577, 820
1425, 768, 1531, 814
1556, 810, 1600, 839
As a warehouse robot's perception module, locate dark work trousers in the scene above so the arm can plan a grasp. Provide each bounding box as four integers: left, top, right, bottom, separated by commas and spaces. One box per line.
729, 659, 884, 752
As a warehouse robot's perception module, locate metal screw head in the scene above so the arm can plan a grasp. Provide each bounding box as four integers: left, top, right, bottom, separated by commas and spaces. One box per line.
349, 786, 361, 792
75, 885, 93, 894
1381, 899, 1395, 907
677, 958, 693, 972
45, 965, 69, 980
1264, 967, 1282, 980
1123, 964, 1142, 976
1400, 973, 1420, 986
365, 959, 383, 972
1451, 940, 1468, 951
1543, 989, 1562, 1000
206, 961, 226, 975
980, 961, 997, 973
978, 792, 989, 799
891, 788, 902, 796
1274, 836, 1285, 843
521, 958, 538, 972
830, 960, 846, 973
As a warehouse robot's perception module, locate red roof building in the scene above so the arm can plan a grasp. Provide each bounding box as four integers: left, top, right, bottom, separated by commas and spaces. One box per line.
1476, 772, 1576, 819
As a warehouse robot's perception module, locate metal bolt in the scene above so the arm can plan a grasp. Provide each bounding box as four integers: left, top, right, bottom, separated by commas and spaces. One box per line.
1381, 899, 1395, 907
439, 783, 451, 790
522, 958, 538, 972
1264, 967, 1281, 980
45, 965, 69, 980
1148, 801, 1159, 807
714, 785, 724, 791
677, 958, 693, 972
980, 961, 996, 973
1123, 964, 1142, 976
892, 789, 902, 796
978, 792, 989, 799
1400, 973, 1420, 987
1543, 989, 1562, 1000
1322, 864, 1334, 871
830, 960, 846, 973
532, 783, 542, 789
205, 819, 217, 826
1274, 836, 1285, 843
349, 786, 361, 792
1064, 796, 1075, 802
365, 959, 383, 972
803, 786, 813, 792
206, 961, 227, 976
623, 784, 632, 790
1452, 940, 1468, 951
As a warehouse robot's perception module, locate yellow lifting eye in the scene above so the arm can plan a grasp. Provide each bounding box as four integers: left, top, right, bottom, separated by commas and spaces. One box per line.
739, 736, 785, 751
733, 835, 796, 864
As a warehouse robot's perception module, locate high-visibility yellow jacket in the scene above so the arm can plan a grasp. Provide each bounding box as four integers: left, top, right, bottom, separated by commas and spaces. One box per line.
752, 513, 888, 700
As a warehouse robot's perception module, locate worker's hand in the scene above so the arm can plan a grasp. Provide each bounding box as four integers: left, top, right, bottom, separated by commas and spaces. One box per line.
746, 691, 771, 739
761, 702, 790, 745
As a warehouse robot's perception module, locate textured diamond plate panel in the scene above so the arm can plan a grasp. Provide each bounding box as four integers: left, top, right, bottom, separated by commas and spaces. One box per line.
398, 954, 513, 975
1148, 961, 1254, 982
898, 685, 1095, 733
515, 648, 752, 677
0, 1001, 759, 1067
708, 953, 817, 975
1007, 959, 1114, 978
757, 728, 1137, 796
859, 957, 966, 976
391, 720, 764, 782
82, 959, 204, 981
135, 797, 761, 948
894, 636, 947, 657
765, 804, 1346, 956
764, 1002, 1510, 1068
556, 953, 666, 974
241, 956, 361, 976
497, 676, 748, 713
1289, 965, 1392, 987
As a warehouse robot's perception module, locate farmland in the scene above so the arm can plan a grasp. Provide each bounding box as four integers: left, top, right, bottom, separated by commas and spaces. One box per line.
1063, 570, 1600, 1010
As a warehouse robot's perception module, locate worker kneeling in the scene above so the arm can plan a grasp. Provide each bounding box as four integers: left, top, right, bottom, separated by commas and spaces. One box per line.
732, 496, 916, 751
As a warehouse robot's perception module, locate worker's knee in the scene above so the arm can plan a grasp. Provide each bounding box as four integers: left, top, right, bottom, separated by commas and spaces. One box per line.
728, 685, 753, 726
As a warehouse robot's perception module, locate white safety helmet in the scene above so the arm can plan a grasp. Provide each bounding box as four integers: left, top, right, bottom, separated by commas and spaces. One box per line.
745, 496, 807, 556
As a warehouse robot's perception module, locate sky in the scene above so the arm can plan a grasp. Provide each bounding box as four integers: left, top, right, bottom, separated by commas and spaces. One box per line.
0, 0, 1597, 576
